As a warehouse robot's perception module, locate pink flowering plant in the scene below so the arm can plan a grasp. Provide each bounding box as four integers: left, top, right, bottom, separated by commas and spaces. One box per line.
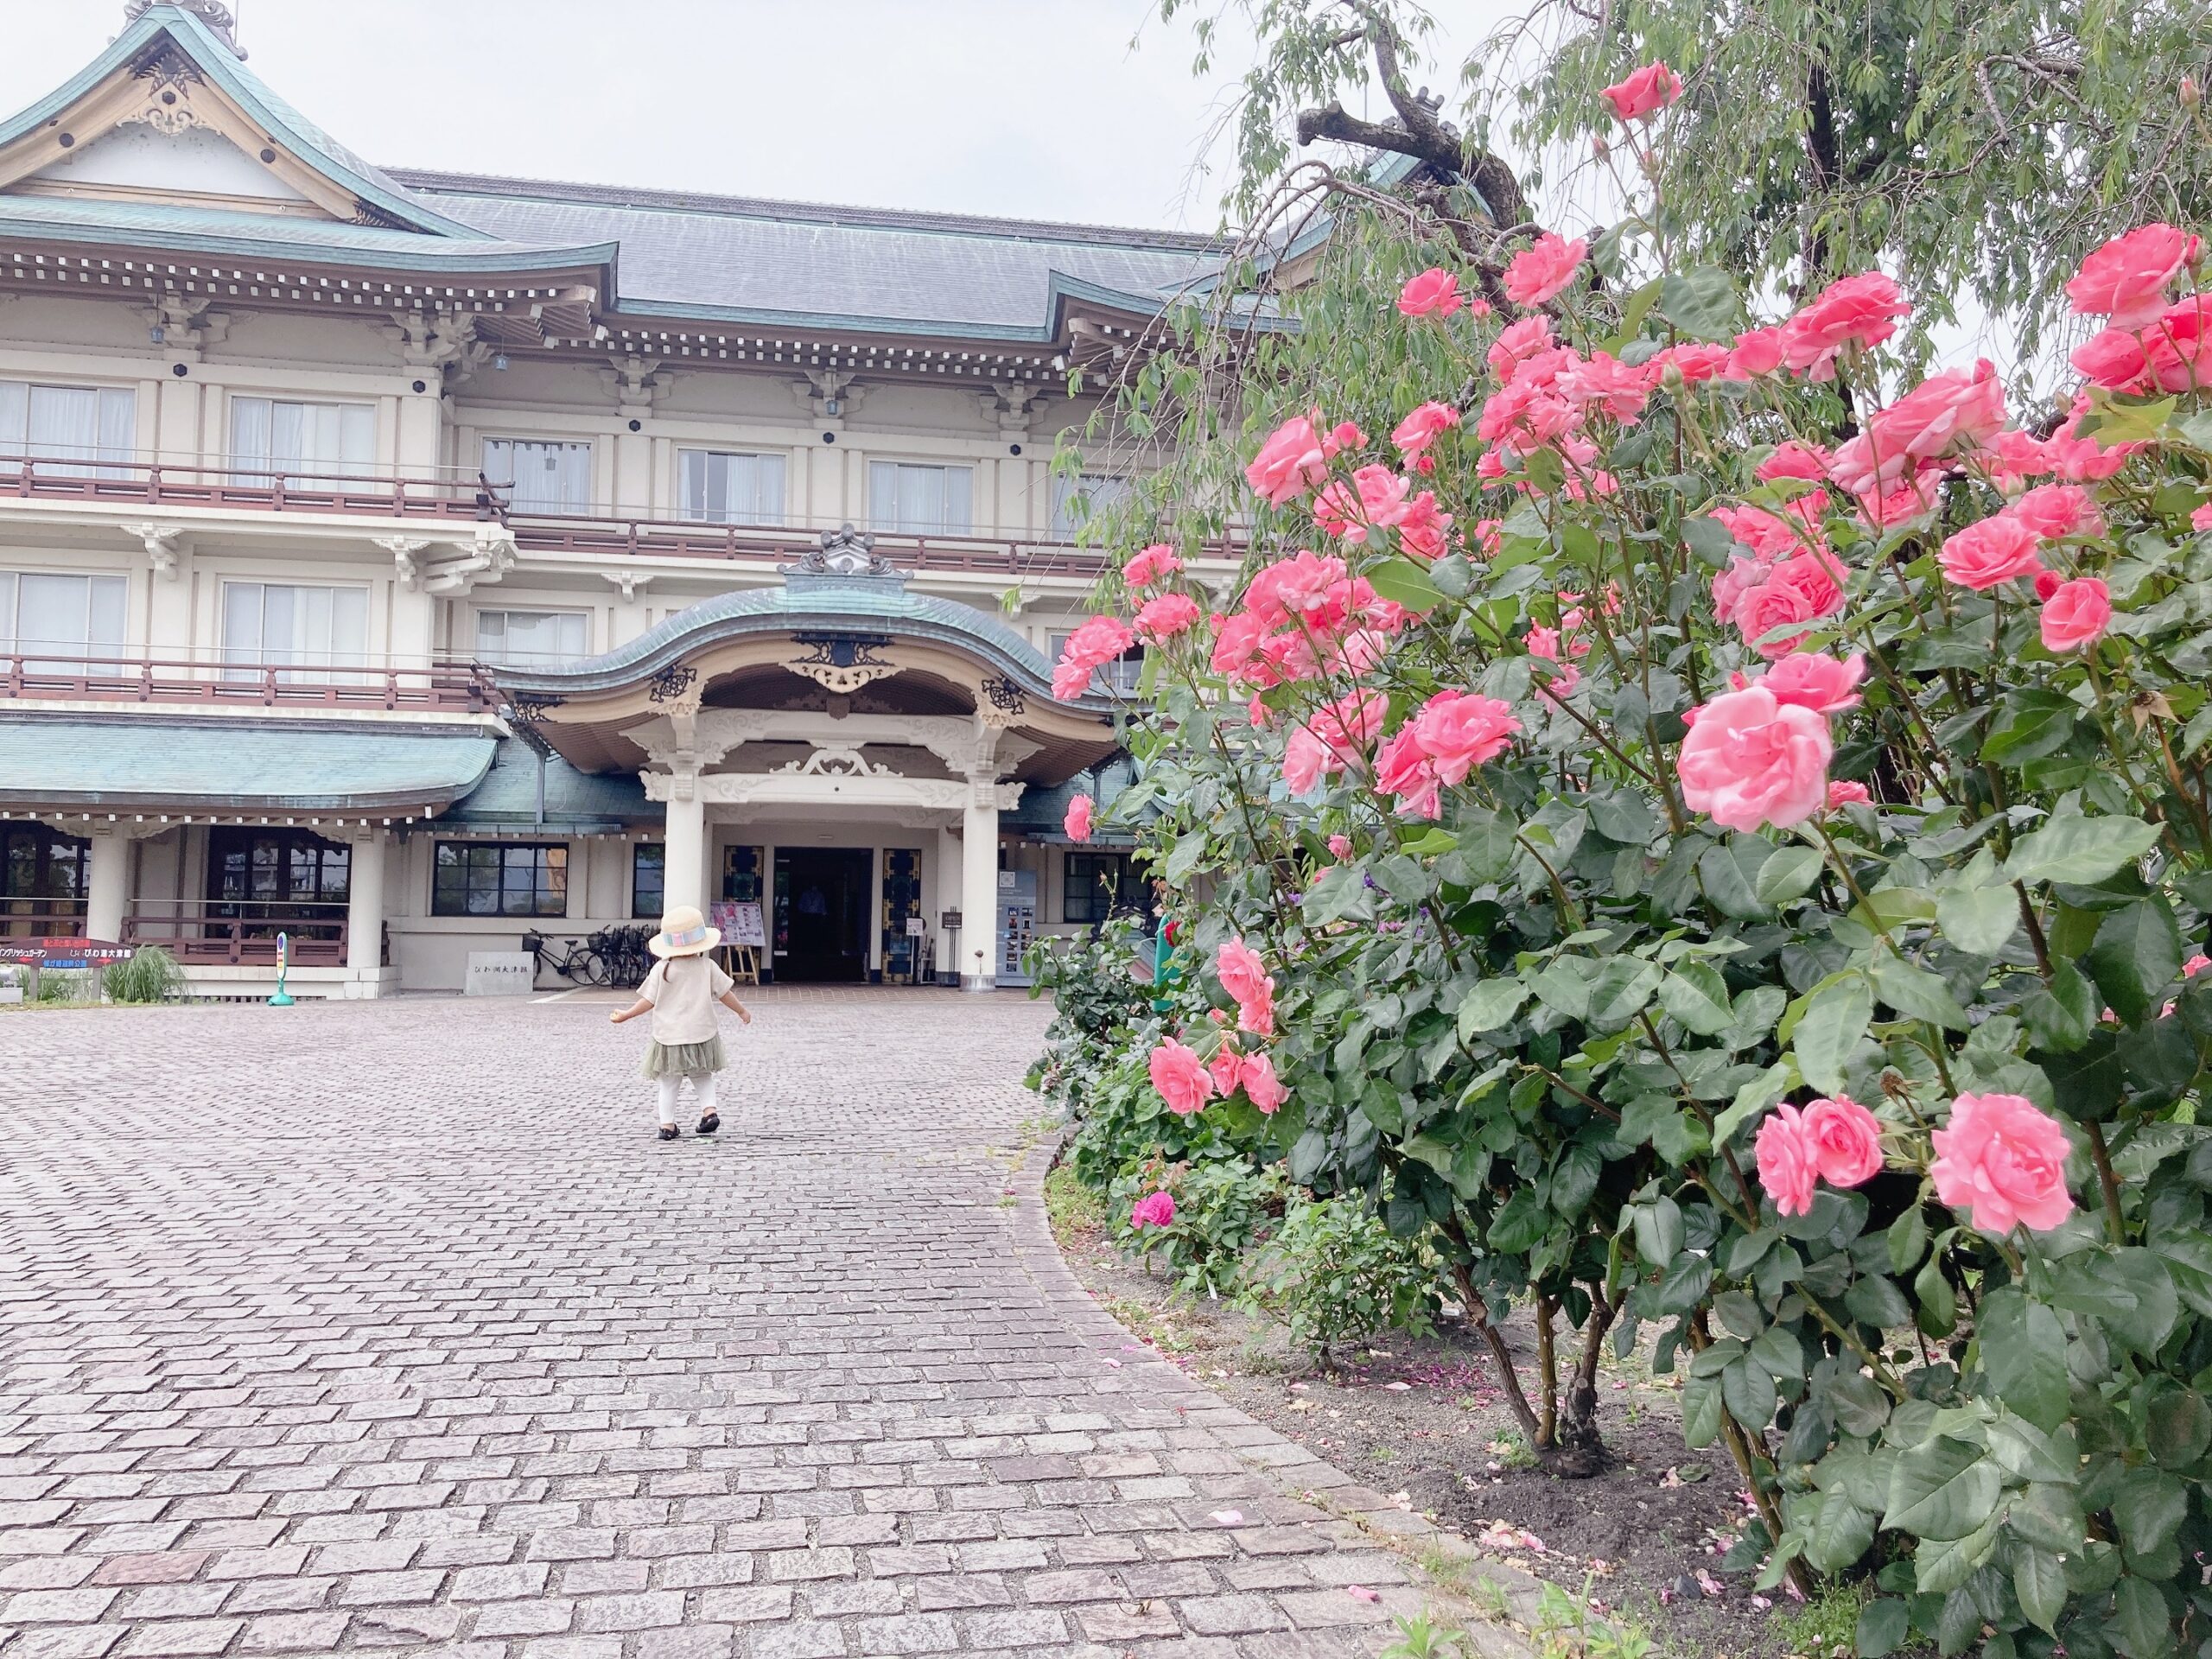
1031, 81, 2212, 1656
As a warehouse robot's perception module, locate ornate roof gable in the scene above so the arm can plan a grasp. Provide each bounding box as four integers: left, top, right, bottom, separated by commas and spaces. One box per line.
0, 3, 484, 238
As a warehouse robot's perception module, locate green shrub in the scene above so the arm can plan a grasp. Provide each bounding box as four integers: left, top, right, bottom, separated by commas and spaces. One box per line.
35, 969, 92, 1005
1109, 1155, 1286, 1297
1247, 1196, 1440, 1366
103, 946, 182, 1005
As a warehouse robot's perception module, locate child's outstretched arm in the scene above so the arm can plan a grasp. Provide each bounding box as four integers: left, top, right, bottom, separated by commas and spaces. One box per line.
718, 989, 753, 1025
608, 995, 653, 1025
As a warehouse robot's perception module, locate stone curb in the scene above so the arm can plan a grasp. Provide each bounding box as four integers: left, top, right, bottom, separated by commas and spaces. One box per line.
1007, 1129, 1552, 1659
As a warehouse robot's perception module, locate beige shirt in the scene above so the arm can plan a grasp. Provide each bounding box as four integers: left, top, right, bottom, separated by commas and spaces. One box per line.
639, 955, 734, 1046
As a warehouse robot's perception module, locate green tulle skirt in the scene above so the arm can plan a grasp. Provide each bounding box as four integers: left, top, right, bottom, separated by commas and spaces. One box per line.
640, 1036, 726, 1079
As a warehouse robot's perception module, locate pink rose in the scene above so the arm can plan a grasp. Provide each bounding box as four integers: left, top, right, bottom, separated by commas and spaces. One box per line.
1245, 415, 1333, 505
1831, 360, 2006, 496
2194, 503, 2212, 532
1677, 686, 1834, 832
1826, 780, 1872, 809
1938, 515, 2044, 591
1725, 327, 1786, 379
2185, 955, 2211, 978
1562, 351, 1655, 423
1930, 1092, 2075, 1236
1413, 690, 1521, 783
1732, 550, 1846, 658
1064, 793, 1095, 842
1122, 543, 1183, 588
1391, 400, 1462, 457
1758, 441, 1832, 482
1373, 723, 1441, 819
2065, 224, 2202, 329
2039, 577, 2112, 652
1052, 614, 1136, 699
1216, 937, 1273, 1008
2070, 327, 2151, 391
2005, 484, 2101, 541
1802, 1096, 1884, 1188
1601, 60, 1683, 121
1654, 341, 1733, 384
1758, 651, 1866, 715
1779, 272, 1911, 378
2142, 295, 2212, 392
1313, 464, 1412, 543
1148, 1039, 1215, 1117
1503, 233, 1589, 308
1130, 1190, 1176, 1230
1236, 982, 1275, 1037
1281, 728, 1328, 794
1240, 1052, 1287, 1115
1242, 549, 1349, 630
1208, 1041, 1243, 1097
1135, 592, 1202, 643
1395, 490, 1455, 562
1398, 268, 1465, 319
1488, 315, 1555, 382
1755, 1104, 1819, 1217
1327, 834, 1354, 861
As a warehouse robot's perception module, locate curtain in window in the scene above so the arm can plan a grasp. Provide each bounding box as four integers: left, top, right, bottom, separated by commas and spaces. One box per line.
221, 582, 369, 682
231, 398, 375, 486
483, 440, 592, 514
7, 573, 127, 673
1051, 474, 1132, 538
475, 610, 587, 667
868, 462, 972, 535
680, 450, 786, 524
0, 384, 137, 479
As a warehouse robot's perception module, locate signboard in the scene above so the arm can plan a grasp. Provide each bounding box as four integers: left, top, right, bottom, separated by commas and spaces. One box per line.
905, 916, 925, 938
712, 900, 767, 949
0, 938, 132, 969
940, 909, 963, 931
464, 951, 536, 997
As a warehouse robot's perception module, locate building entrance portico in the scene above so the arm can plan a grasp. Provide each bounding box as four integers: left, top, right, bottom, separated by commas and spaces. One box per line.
775, 845, 870, 981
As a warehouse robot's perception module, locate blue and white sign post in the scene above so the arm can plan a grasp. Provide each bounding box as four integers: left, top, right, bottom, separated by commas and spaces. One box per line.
269, 931, 295, 1007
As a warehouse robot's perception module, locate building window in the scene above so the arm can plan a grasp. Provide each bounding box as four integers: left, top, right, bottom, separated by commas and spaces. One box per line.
3, 823, 89, 934
721, 844, 763, 902
868, 461, 972, 536
229, 397, 374, 483
1064, 851, 1149, 925
1050, 473, 1133, 538
221, 582, 369, 680
632, 843, 665, 919
0, 571, 127, 671
207, 828, 350, 941
484, 438, 593, 514
0, 380, 136, 478
433, 842, 569, 918
1048, 628, 1146, 697
679, 449, 786, 524
474, 609, 588, 668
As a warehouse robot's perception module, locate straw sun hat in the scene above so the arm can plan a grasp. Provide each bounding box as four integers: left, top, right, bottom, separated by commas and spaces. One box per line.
648, 904, 721, 959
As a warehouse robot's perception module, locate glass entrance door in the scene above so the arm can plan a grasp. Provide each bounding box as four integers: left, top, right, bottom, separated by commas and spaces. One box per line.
772, 848, 870, 982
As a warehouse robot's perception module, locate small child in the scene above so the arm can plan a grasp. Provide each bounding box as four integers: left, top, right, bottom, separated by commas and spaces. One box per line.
610, 905, 752, 1141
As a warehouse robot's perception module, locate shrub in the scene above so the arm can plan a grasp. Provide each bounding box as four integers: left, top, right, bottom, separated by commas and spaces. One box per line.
1247, 1195, 1440, 1367
1109, 1154, 1287, 1298
103, 946, 181, 1005
35, 969, 92, 1005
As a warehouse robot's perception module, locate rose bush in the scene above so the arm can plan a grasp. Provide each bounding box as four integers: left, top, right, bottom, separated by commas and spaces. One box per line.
1033, 89, 2212, 1656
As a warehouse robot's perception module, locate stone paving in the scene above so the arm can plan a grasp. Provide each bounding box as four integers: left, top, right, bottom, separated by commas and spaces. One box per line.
0, 988, 1486, 1659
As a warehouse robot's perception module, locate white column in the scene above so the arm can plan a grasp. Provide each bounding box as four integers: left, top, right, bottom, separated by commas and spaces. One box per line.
934, 823, 961, 982
347, 830, 386, 979
961, 779, 1000, 991
86, 830, 130, 944
664, 772, 707, 913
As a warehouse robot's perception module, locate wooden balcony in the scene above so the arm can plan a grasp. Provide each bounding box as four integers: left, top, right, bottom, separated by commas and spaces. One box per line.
125, 901, 350, 967
0, 651, 495, 712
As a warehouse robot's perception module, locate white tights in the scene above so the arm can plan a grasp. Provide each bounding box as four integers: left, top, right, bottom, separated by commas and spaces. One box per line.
656, 1072, 718, 1128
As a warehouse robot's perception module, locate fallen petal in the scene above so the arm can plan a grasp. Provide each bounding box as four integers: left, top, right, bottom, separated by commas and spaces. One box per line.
1209, 1510, 1244, 1526
1101, 1358, 1122, 1369
1346, 1585, 1382, 1603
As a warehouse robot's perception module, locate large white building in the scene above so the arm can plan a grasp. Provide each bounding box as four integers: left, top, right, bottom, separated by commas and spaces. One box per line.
0, 2, 1211, 995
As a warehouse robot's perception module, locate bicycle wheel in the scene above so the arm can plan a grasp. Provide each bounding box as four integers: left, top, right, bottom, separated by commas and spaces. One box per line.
579, 949, 613, 988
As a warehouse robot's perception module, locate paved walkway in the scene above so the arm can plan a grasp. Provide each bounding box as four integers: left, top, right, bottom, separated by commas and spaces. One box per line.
0, 990, 1459, 1659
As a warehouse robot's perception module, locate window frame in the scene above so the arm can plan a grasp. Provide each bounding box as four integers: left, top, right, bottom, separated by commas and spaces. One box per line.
1049, 472, 1134, 539
431, 841, 570, 919
1063, 850, 1149, 925
482, 436, 594, 515
677, 447, 788, 526
0, 378, 137, 479
632, 842, 665, 920
227, 395, 376, 483
0, 569, 129, 671
868, 460, 974, 536
473, 607, 591, 669
219, 580, 371, 681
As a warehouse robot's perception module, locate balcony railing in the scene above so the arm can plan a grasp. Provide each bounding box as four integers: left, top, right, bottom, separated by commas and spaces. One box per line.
0, 650, 494, 711
1, 905, 91, 940
125, 900, 349, 967
0, 453, 504, 521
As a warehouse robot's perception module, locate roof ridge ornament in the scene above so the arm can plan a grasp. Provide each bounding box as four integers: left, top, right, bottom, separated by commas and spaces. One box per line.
784, 524, 894, 581
124, 1, 245, 58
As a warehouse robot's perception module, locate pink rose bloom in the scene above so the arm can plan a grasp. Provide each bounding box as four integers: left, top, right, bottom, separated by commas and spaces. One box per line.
2065, 224, 2202, 329
1601, 60, 1683, 121
1655, 341, 1733, 384
1064, 793, 1095, 842
1236, 982, 1275, 1038
1245, 414, 1334, 505
1677, 686, 1834, 832
1148, 1039, 1215, 1117
1488, 315, 1554, 382
1373, 723, 1442, 820
1562, 351, 1655, 423
1930, 1092, 2075, 1236
1208, 1042, 1243, 1097
2141, 295, 2212, 392
1327, 834, 1354, 861
1733, 551, 1846, 659
1710, 552, 1775, 622
1826, 779, 1872, 809
1398, 268, 1465, 319
1281, 727, 1328, 794
1135, 592, 1202, 643
1309, 688, 1388, 756
1755, 1104, 1819, 1217
1392, 400, 1462, 457
1130, 1190, 1177, 1230
2006, 484, 2101, 540
1216, 937, 1273, 1008
1831, 360, 2006, 496
1938, 515, 2044, 591
1243, 549, 1349, 629
1122, 543, 1183, 588
1802, 1096, 1884, 1187
1313, 464, 1412, 543
1395, 490, 1455, 562
1725, 327, 1786, 379
1240, 1052, 1287, 1115
1779, 271, 1912, 378
2194, 503, 2212, 532
1414, 690, 1521, 783
2185, 954, 2211, 978
1052, 614, 1136, 699
1758, 650, 1866, 714
1525, 623, 1564, 661
1758, 441, 1832, 482
2070, 327, 2151, 391
2039, 577, 2112, 652
1503, 233, 1589, 307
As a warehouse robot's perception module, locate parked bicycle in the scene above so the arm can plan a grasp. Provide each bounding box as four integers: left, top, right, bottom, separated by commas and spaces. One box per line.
588, 924, 652, 988
521, 930, 608, 987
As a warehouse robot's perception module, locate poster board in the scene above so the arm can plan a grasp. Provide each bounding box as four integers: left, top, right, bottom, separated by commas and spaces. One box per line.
711, 900, 767, 949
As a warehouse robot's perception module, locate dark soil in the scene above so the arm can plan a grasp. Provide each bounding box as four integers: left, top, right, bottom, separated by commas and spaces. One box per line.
1048, 1182, 1863, 1659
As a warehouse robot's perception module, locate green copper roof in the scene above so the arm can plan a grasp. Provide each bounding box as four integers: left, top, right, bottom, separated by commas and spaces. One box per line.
0, 715, 495, 811
442, 737, 656, 830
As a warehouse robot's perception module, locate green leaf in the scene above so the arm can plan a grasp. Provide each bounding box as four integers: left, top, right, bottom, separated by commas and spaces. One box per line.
1979, 1290, 2069, 1431
1871, 957, 1969, 1030
2050, 1249, 2180, 1357
1807, 1488, 1876, 1573
1488, 1187, 1548, 1254
2012, 1547, 2067, 1635
1363, 556, 1445, 612
2085, 895, 2183, 1028
1845, 1274, 1911, 1330
1987, 1415, 2074, 1484
1981, 689, 2079, 765
2019, 962, 2099, 1052
1529, 957, 1592, 1021
1887, 1208, 1928, 1275
1883, 1435, 2001, 1541
2110, 1573, 2176, 1659
1755, 845, 1827, 906
1936, 883, 2019, 957
1699, 838, 1770, 920
1794, 976, 1873, 1096
1585, 957, 1662, 1027
1723, 1355, 1778, 1428
2004, 815, 2161, 887
1458, 978, 1527, 1037
1681, 1373, 1723, 1448
1658, 264, 1742, 340
1660, 962, 1738, 1036
1633, 1195, 1684, 1268
2111, 1467, 2187, 1555
1400, 826, 1458, 858
1855, 1598, 1910, 1657
1914, 1512, 2001, 1592
1587, 790, 1655, 845
2076, 388, 2177, 443
1713, 1059, 1796, 1145
2145, 1388, 2212, 1468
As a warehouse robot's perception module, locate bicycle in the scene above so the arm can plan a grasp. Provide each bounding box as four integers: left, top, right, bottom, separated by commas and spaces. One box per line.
588, 924, 652, 988
521, 931, 609, 987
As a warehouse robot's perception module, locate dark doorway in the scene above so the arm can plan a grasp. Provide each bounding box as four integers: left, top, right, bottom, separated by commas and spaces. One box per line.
773, 848, 869, 982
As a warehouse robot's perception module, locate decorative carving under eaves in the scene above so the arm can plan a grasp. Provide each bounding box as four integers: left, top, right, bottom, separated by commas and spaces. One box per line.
600, 354, 670, 412
648, 664, 700, 705
981, 380, 1048, 435
775, 744, 885, 779
121, 522, 188, 580
791, 371, 868, 423
138, 296, 229, 360
384, 310, 486, 377
977, 675, 1027, 728
373, 536, 432, 592
788, 632, 897, 695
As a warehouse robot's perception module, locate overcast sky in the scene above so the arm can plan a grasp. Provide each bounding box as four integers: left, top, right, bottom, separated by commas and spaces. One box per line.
0, 0, 1304, 231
